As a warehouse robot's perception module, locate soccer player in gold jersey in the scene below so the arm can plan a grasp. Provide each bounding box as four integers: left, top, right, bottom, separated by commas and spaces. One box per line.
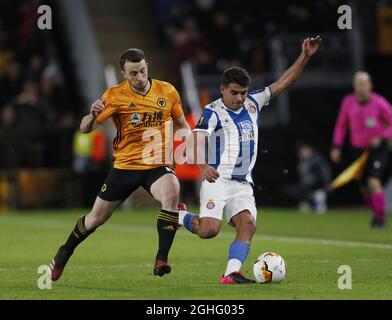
49, 48, 190, 280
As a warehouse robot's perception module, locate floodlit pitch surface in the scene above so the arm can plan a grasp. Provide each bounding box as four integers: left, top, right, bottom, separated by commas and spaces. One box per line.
1, 208, 391, 299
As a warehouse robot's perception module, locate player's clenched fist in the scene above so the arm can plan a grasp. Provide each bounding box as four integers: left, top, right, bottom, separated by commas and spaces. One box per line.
90, 99, 105, 118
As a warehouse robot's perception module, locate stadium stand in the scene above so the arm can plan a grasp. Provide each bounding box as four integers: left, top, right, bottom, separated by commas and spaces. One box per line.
153, 0, 392, 207
1, 0, 392, 209
0, 0, 83, 209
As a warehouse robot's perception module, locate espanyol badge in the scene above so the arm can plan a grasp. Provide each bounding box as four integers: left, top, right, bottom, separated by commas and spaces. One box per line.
206, 199, 215, 210
248, 102, 257, 113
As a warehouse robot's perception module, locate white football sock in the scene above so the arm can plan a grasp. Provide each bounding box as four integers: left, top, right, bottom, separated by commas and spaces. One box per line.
178, 210, 188, 225
224, 259, 242, 277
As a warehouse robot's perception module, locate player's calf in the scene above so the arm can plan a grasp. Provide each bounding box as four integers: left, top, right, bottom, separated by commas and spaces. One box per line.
222, 213, 255, 281
49, 216, 96, 281
154, 206, 181, 277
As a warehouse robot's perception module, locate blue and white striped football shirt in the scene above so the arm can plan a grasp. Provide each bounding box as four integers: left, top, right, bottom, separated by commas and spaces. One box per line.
193, 87, 271, 184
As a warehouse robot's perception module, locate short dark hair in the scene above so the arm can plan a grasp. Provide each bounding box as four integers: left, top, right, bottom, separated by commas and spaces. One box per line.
222, 67, 251, 87
119, 48, 145, 70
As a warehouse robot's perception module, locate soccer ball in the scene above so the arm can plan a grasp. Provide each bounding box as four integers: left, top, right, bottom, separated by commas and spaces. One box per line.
253, 252, 287, 283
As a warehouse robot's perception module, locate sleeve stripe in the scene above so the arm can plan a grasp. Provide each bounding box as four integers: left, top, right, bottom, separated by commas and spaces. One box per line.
208, 111, 219, 133
247, 94, 260, 111
248, 87, 271, 110
194, 106, 220, 135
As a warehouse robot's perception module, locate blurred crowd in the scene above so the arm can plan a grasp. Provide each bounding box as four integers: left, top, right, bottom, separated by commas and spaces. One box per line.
0, 1, 77, 170
154, 0, 343, 75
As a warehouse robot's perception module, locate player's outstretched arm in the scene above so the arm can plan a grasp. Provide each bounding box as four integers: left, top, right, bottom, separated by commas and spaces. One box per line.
80, 99, 104, 133
269, 35, 321, 98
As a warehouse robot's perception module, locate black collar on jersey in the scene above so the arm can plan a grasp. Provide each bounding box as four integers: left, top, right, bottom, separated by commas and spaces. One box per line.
129, 78, 153, 98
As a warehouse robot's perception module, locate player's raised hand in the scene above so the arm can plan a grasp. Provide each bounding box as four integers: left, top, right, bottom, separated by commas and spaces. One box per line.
90, 99, 105, 118
199, 164, 220, 183
302, 35, 322, 57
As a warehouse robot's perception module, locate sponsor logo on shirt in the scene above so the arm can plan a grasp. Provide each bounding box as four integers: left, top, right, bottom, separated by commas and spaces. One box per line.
130, 113, 142, 124
238, 120, 254, 142
130, 111, 164, 127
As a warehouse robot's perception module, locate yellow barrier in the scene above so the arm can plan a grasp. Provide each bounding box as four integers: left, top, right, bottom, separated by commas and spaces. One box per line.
0, 176, 10, 214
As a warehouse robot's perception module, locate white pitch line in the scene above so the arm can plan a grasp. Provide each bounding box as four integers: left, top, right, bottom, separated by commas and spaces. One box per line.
253, 234, 392, 250
0, 261, 221, 272
1, 216, 392, 250
196, 230, 392, 250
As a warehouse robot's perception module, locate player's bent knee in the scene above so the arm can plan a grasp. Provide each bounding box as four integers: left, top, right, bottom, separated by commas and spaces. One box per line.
237, 217, 257, 236
198, 227, 219, 239
160, 188, 179, 206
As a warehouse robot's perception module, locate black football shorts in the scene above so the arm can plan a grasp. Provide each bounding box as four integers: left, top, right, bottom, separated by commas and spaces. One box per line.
98, 166, 176, 202
351, 140, 389, 184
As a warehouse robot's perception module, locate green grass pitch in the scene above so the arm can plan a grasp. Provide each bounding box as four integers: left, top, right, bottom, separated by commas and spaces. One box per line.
0, 207, 392, 300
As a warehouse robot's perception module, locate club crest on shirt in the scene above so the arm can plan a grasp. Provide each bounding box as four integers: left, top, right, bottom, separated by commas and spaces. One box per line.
206, 199, 215, 209
157, 98, 166, 108
247, 103, 257, 113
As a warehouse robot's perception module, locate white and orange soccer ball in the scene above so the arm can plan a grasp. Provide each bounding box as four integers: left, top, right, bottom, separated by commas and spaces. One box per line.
253, 252, 287, 283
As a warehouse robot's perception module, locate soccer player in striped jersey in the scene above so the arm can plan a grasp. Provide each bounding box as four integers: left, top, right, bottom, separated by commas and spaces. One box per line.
49, 48, 190, 280
179, 36, 322, 284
